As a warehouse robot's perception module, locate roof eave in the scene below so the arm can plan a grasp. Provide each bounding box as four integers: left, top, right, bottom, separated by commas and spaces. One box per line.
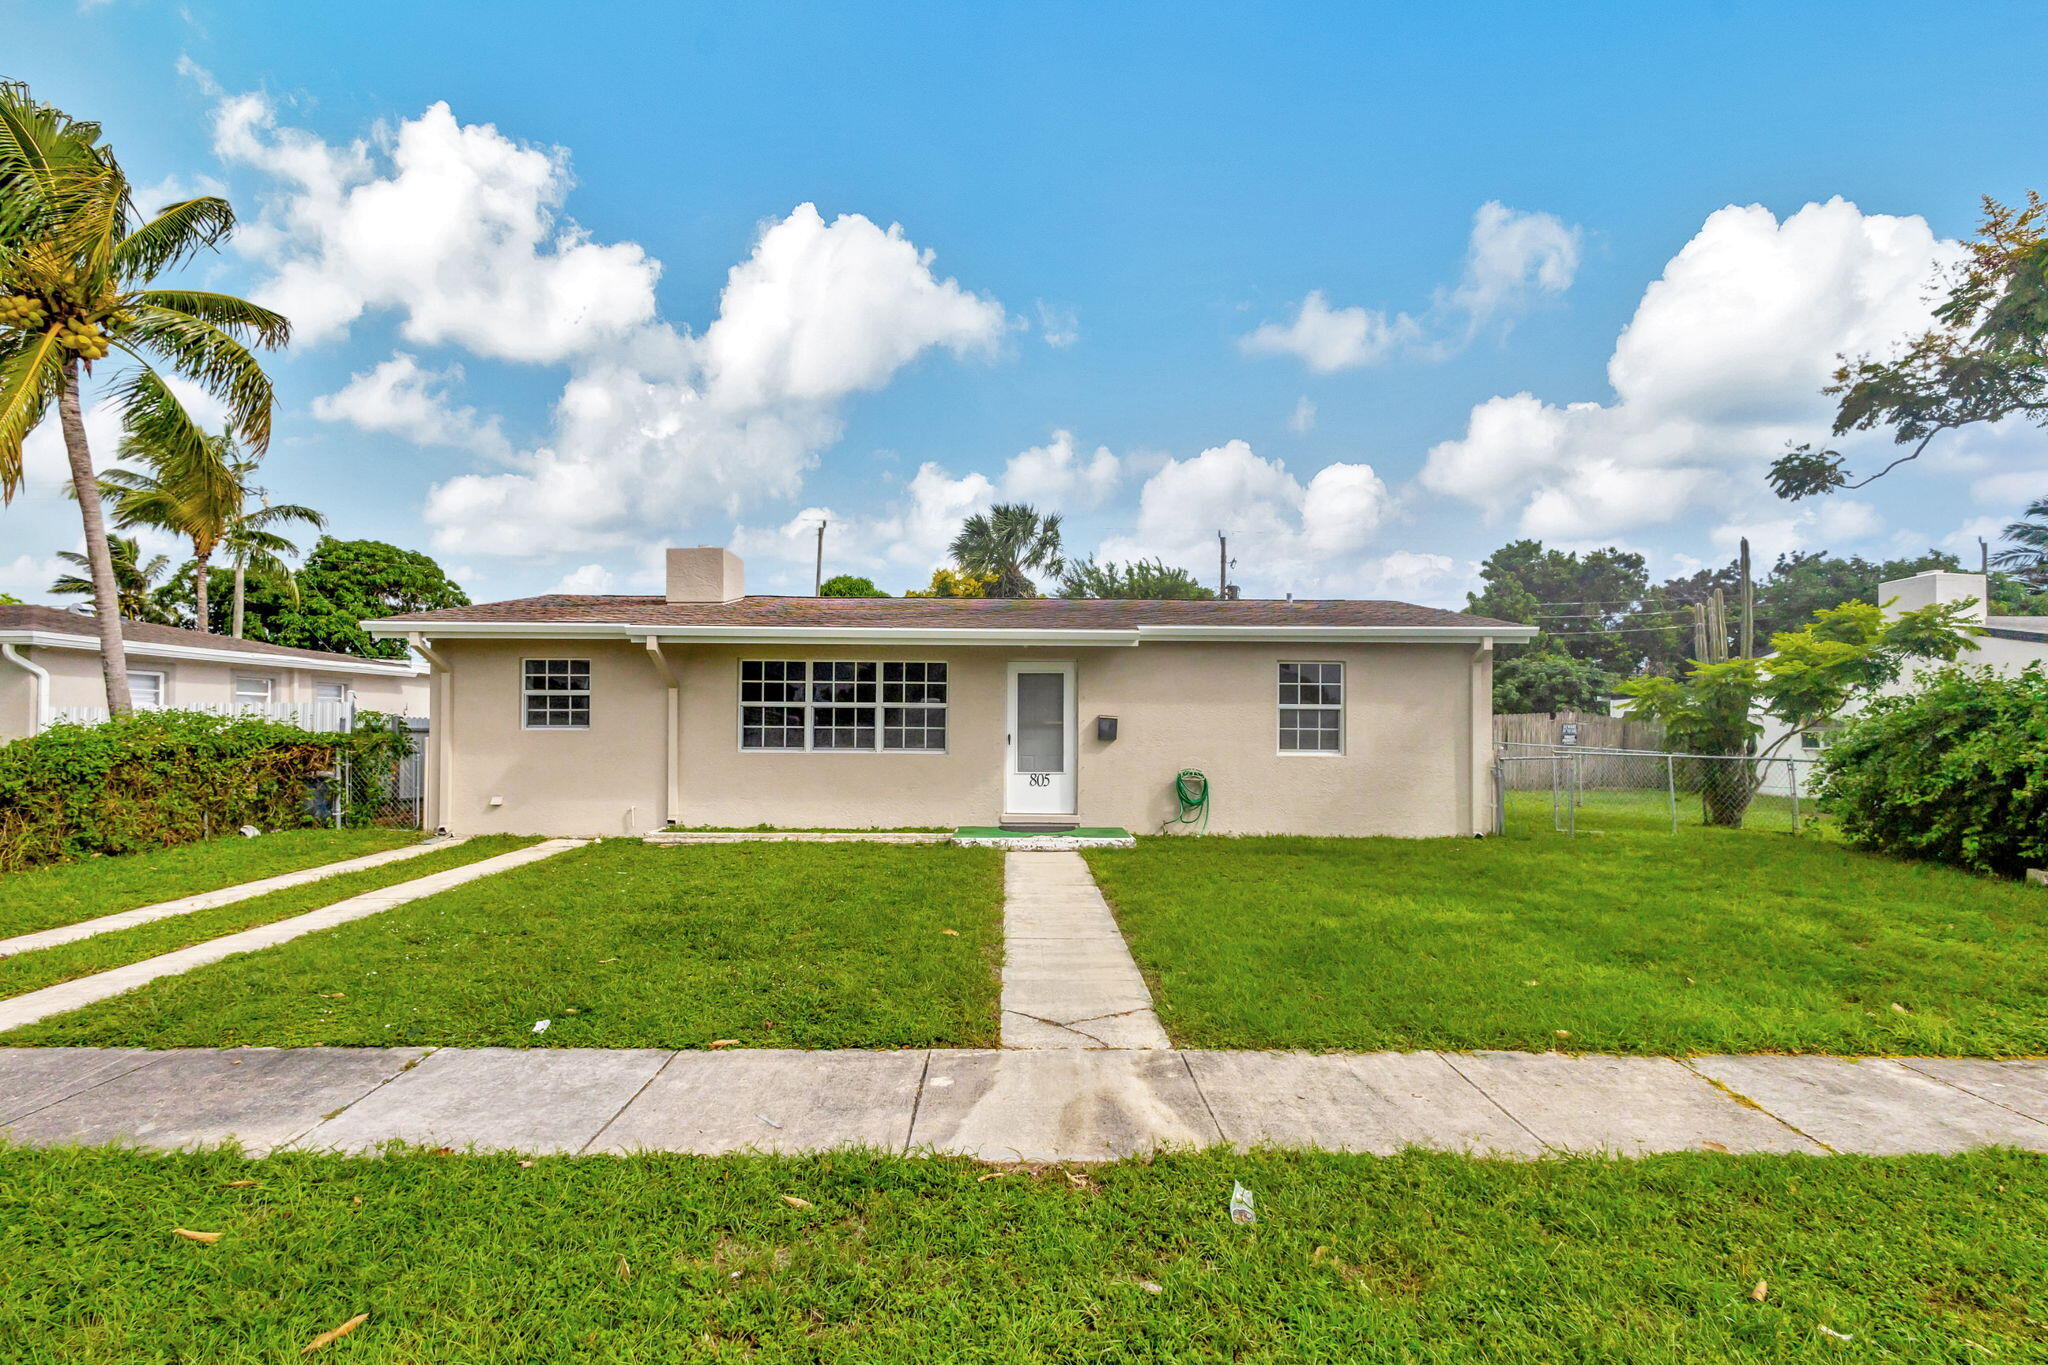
364, 619, 1537, 646
0, 628, 426, 675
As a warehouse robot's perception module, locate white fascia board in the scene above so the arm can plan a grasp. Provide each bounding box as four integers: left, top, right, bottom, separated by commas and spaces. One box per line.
365, 619, 1536, 647
0, 629, 425, 676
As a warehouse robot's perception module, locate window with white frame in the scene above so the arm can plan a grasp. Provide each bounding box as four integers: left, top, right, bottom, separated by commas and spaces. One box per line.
523, 659, 591, 729
740, 660, 947, 752
1277, 661, 1343, 753
314, 681, 347, 705
129, 670, 165, 709
233, 675, 273, 708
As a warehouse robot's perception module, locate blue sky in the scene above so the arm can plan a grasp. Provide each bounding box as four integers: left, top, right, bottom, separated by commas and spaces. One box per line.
6, 1, 2045, 605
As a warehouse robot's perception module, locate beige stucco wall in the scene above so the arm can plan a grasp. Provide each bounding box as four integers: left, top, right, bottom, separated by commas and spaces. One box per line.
0, 643, 428, 742
426, 637, 1493, 839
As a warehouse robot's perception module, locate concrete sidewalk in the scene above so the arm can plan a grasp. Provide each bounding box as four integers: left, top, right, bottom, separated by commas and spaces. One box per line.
3, 1045, 2042, 1161
1000, 852, 1171, 1049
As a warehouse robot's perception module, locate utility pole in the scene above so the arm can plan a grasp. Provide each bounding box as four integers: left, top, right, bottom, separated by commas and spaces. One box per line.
1980, 537, 1990, 575
1738, 536, 1754, 660
1218, 531, 1227, 598
812, 520, 826, 596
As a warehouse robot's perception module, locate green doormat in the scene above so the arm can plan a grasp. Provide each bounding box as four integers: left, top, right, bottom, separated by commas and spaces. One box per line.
953, 827, 1131, 840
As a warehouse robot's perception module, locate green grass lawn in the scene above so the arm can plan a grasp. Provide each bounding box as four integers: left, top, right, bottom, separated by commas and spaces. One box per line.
0, 837, 537, 1005
1087, 800, 2048, 1056
0, 828, 419, 941
3, 1145, 2042, 1363
4, 841, 1004, 1050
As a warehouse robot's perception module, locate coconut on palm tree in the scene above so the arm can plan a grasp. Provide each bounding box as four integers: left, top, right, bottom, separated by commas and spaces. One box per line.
0, 81, 288, 711
1992, 497, 2048, 586
99, 378, 323, 634
948, 503, 1064, 599
50, 534, 173, 622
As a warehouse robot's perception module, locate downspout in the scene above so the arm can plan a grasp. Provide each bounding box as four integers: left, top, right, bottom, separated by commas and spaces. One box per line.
2, 643, 50, 736
408, 633, 453, 834
643, 636, 681, 827
1471, 638, 1494, 836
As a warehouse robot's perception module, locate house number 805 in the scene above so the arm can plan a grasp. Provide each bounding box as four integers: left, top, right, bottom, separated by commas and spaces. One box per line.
1028, 773, 1050, 787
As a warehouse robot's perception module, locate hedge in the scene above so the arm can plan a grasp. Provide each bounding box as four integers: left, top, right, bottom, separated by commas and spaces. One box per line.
0, 710, 344, 872
1814, 664, 2048, 878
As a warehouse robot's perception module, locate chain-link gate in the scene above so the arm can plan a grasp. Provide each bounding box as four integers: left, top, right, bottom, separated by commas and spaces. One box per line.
1494, 744, 1817, 836
333, 710, 428, 830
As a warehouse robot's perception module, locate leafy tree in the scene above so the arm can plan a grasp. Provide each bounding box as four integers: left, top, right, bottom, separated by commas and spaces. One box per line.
1491, 649, 1616, 714
1469, 540, 1687, 676
50, 534, 174, 622
818, 574, 889, 597
903, 566, 997, 598
948, 503, 1062, 598
1, 82, 288, 712
1991, 496, 2048, 586
97, 380, 322, 633
1620, 600, 1978, 825
1057, 556, 1215, 600
1992, 573, 2048, 616
232, 538, 468, 659
1770, 192, 2048, 500
0, 592, 18, 605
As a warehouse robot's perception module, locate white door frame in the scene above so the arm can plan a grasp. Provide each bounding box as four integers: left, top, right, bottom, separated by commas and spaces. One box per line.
1004, 660, 1077, 817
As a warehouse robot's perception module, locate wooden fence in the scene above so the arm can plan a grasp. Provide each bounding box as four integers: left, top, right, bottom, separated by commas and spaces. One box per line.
1493, 710, 1668, 789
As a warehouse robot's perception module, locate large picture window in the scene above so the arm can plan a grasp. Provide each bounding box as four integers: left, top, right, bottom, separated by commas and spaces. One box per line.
741, 660, 947, 752
1278, 661, 1343, 753
523, 659, 591, 729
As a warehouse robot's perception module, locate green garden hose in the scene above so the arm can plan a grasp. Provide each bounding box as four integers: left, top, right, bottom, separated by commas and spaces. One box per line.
1165, 768, 1210, 834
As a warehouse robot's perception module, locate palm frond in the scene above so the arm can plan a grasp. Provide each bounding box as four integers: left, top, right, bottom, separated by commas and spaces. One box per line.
125, 289, 290, 348
117, 304, 278, 452
0, 328, 66, 500
110, 197, 237, 281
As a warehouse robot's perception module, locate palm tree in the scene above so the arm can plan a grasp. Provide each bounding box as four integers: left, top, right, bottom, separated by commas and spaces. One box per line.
223, 512, 318, 638
100, 384, 322, 634
0, 81, 288, 712
50, 534, 173, 622
948, 503, 1064, 598
1992, 497, 2048, 586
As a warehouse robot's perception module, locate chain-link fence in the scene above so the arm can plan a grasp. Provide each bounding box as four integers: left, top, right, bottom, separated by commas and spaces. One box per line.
332, 712, 428, 830
1495, 744, 1818, 836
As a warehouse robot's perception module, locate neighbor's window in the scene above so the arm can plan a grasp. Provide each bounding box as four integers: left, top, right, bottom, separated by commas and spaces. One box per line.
129, 671, 165, 710
1278, 661, 1343, 753
740, 660, 947, 752
233, 675, 273, 707
523, 659, 591, 729
314, 680, 347, 705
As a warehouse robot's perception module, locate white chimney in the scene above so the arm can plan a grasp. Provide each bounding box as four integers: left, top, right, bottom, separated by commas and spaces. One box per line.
1879, 569, 1986, 625
665, 547, 745, 604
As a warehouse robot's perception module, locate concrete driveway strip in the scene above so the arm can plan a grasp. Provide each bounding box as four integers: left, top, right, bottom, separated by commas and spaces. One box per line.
0, 837, 466, 957
1, 1047, 428, 1156
589, 1049, 929, 1155
1441, 1051, 1823, 1155
1183, 1050, 1547, 1156
910, 1049, 1221, 1161
0, 839, 584, 1037
1690, 1055, 2048, 1154
0, 1046, 159, 1123
295, 1046, 673, 1155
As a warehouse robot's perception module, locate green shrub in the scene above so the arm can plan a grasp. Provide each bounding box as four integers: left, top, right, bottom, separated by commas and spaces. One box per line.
1815, 664, 2048, 877
0, 710, 342, 871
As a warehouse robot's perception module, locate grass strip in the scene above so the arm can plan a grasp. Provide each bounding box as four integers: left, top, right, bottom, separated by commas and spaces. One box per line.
1088, 806, 2048, 1057
0, 828, 418, 940
5, 840, 1004, 1050
0, 837, 540, 1009
2, 1145, 2043, 1362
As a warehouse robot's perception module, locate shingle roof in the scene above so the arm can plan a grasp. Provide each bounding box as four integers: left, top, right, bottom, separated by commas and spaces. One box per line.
371, 594, 1526, 632
0, 604, 416, 668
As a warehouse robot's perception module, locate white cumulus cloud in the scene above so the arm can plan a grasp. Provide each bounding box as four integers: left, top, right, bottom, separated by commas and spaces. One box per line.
1419, 198, 1964, 543
312, 353, 510, 456
1240, 290, 1423, 374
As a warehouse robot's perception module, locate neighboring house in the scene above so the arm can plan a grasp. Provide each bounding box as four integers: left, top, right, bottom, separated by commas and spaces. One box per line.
0, 603, 429, 742
1756, 569, 2048, 795
365, 546, 1535, 838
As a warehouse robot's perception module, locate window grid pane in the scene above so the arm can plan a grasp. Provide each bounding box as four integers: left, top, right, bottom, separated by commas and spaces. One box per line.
742, 661, 946, 752
524, 659, 592, 728
1278, 662, 1342, 753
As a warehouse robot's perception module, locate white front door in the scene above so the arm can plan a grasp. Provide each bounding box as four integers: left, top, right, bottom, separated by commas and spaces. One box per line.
1005, 661, 1076, 816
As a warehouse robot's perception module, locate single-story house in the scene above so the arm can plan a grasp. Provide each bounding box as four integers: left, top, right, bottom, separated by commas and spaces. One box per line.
365, 547, 1535, 838
0, 603, 429, 741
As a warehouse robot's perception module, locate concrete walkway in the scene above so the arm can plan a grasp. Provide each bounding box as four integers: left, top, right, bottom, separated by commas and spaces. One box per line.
1000, 852, 1171, 1049
2, 1045, 2043, 1161
0, 836, 467, 957
0, 840, 584, 1034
